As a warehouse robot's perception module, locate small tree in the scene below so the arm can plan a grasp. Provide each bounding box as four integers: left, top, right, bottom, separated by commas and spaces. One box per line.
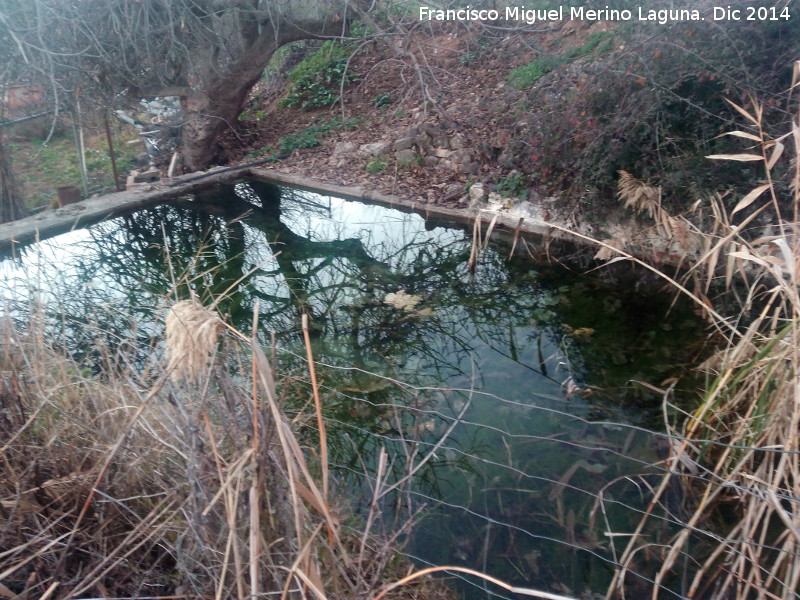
0, 0, 349, 172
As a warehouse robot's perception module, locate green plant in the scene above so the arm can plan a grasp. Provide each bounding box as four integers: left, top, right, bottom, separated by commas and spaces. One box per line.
247, 145, 275, 160
495, 171, 526, 197
261, 117, 363, 162
507, 55, 561, 89
563, 31, 613, 60
397, 152, 422, 170
373, 92, 394, 108
459, 50, 480, 66
278, 128, 323, 154
507, 33, 612, 91
349, 19, 371, 37
279, 41, 360, 111
365, 158, 387, 174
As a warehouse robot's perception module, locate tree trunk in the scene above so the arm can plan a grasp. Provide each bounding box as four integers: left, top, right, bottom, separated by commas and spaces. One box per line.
180, 70, 262, 172
0, 137, 28, 223
179, 16, 346, 172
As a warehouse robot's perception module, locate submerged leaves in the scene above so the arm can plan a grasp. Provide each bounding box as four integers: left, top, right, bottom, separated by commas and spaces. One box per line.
383, 290, 422, 311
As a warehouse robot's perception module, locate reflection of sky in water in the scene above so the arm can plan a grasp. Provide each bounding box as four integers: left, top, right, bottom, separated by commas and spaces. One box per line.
283, 193, 463, 254
2, 224, 164, 343
282, 194, 571, 411
2, 228, 93, 296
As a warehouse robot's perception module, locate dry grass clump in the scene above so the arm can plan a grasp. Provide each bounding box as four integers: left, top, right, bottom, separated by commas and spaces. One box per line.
604, 170, 698, 263
0, 306, 457, 600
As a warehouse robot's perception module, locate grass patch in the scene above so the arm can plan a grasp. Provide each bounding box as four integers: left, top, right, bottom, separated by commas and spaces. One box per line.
366, 158, 387, 174
251, 116, 362, 161
8, 124, 138, 209
507, 56, 561, 89
563, 31, 614, 60
507, 32, 614, 89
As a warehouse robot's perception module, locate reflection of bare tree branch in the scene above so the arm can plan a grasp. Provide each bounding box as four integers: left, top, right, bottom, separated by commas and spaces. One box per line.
183, 181, 391, 320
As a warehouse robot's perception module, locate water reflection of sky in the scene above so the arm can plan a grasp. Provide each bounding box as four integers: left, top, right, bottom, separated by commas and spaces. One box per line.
2, 228, 93, 295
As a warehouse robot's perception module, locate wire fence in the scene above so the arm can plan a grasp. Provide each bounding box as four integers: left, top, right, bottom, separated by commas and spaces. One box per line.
287, 354, 800, 600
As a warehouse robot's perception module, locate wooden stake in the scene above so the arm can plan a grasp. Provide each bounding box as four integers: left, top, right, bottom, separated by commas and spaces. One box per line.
104, 113, 121, 191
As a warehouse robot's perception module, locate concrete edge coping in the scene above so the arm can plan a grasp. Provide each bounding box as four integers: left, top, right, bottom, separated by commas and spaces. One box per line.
0, 165, 588, 255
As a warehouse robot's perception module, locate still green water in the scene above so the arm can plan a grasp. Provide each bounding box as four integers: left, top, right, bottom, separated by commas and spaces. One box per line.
1, 180, 705, 598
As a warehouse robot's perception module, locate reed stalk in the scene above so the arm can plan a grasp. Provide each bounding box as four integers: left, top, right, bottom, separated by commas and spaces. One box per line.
599, 84, 800, 599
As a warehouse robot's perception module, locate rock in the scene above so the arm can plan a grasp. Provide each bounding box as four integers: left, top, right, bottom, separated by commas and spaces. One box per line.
507, 200, 540, 219
486, 192, 509, 211
393, 137, 416, 151
415, 132, 433, 149
444, 183, 463, 199
432, 148, 451, 159
460, 161, 481, 175
333, 141, 358, 156
449, 136, 465, 150
359, 142, 390, 158
433, 135, 450, 148
451, 148, 474, 163
468, 183, 487, 205
419, 122, 441, 136
395, 149, 418, 164
422, 156, 439, 168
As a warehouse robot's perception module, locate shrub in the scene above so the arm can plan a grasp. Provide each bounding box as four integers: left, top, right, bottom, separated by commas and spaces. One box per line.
495, 171, 526, 197
279, 41, 360, 111
502, 16, 800, 212
365, 158, 386, 174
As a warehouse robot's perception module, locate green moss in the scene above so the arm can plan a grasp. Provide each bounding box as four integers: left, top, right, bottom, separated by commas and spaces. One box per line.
507, 32, 614, 90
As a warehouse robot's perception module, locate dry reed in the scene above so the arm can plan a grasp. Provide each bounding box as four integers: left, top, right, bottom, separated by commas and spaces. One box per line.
0, 294, 460, 600
604, 89, 800, 598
